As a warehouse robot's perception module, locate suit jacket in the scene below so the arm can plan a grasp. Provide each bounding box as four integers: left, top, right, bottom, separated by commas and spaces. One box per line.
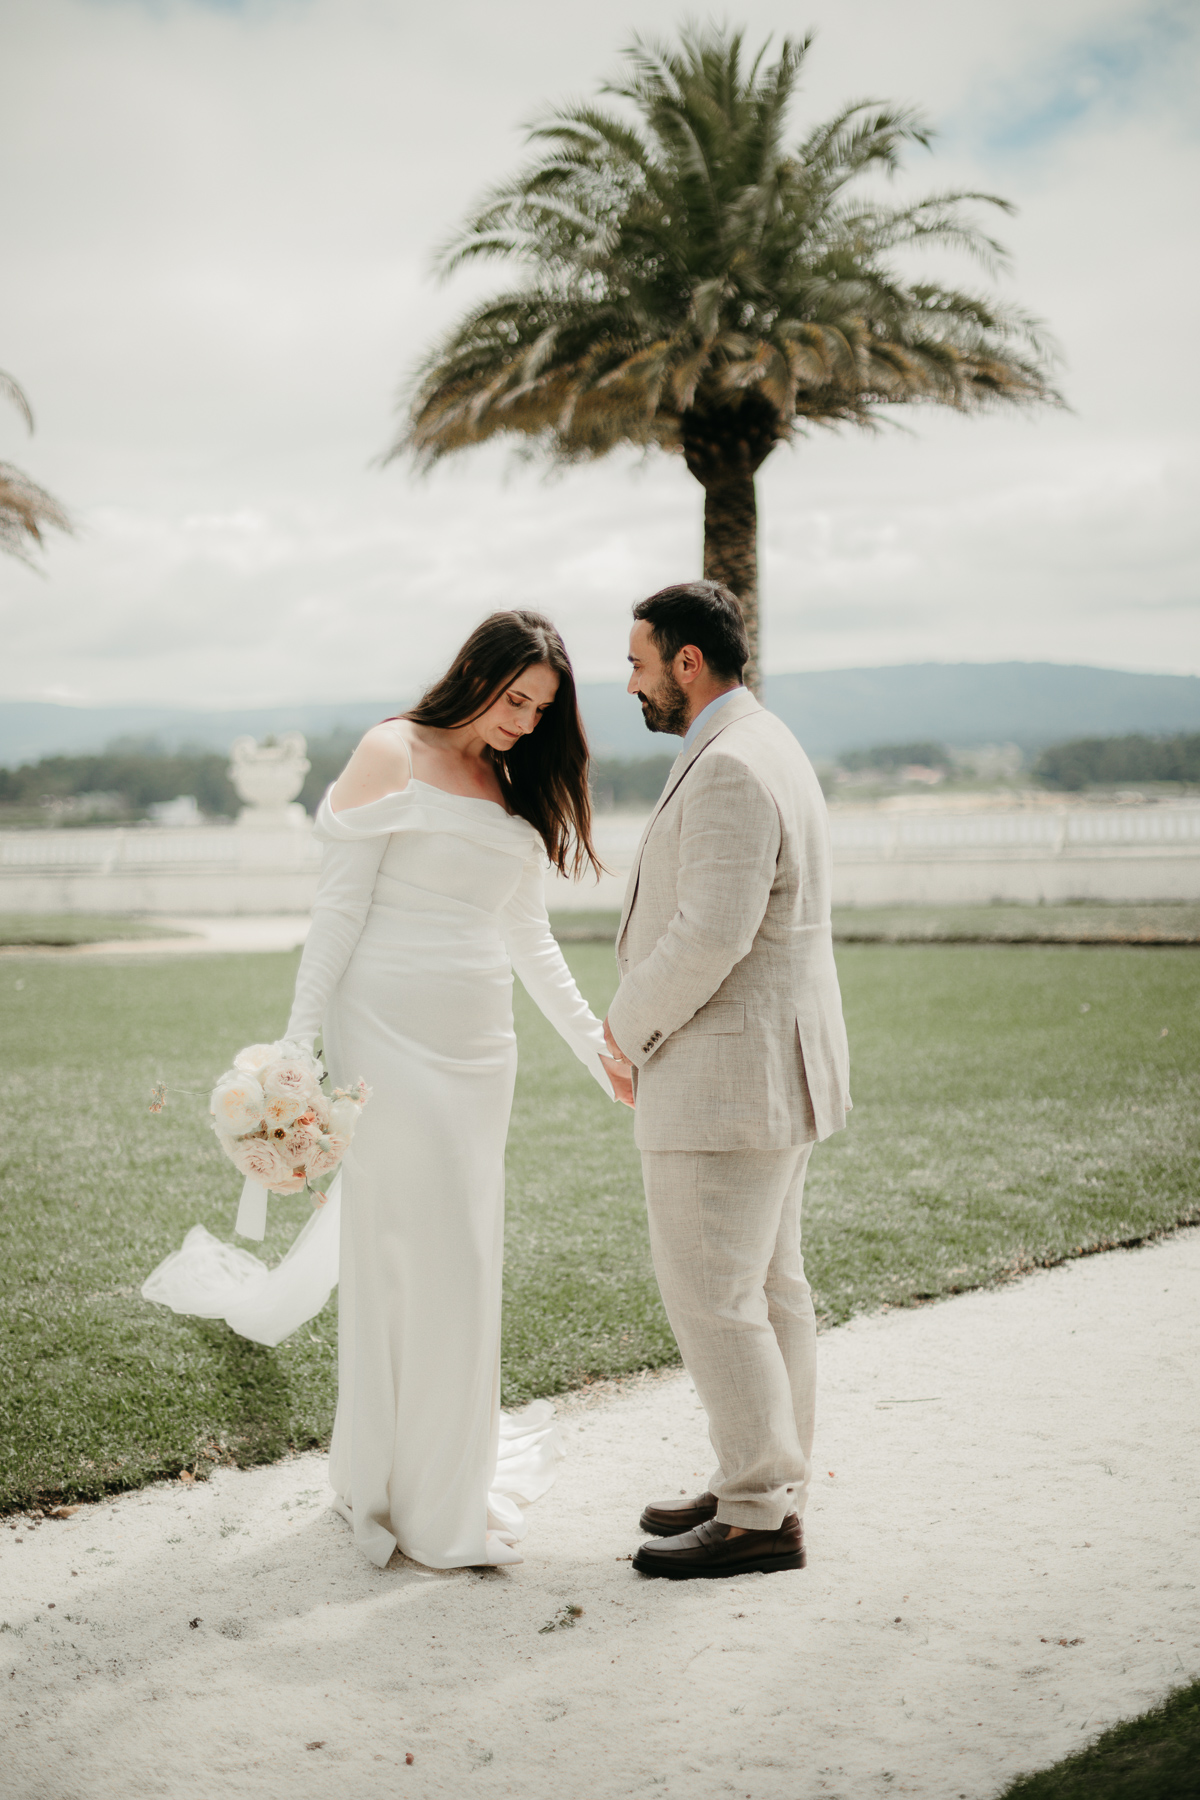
606, 688, 851, 1152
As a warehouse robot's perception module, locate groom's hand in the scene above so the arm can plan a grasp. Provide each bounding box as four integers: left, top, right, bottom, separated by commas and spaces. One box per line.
599, 1052, 635, 1108
602, 1015, 628, 1063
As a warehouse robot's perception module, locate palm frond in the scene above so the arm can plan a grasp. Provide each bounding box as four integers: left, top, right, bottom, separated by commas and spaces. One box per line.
391, 24, 1061, 470
0, 372, 34, 433
0, 463, 72, 567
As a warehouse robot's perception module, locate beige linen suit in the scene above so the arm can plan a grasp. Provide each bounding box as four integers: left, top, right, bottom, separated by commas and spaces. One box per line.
607, 688, 850, 1530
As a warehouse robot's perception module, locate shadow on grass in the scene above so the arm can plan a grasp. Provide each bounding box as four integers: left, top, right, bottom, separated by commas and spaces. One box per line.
187, 1319, 299, 1468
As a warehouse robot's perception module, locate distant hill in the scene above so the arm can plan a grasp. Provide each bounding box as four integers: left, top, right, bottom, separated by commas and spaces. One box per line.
760, 664, 1200, 761
585, 662, 1200, 757
2, 662, 1198, 767
0, 700, 398, 768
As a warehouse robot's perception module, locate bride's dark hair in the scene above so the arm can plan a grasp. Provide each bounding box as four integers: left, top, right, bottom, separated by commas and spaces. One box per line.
400, 610, 600, 880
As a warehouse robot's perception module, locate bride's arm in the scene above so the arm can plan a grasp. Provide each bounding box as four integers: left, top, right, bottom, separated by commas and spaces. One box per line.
286, 837, 388, 1048
287, 726, 410, 1046
500, 853, 619, 1099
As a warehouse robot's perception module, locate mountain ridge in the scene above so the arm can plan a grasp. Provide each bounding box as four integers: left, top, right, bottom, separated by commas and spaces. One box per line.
2, 661, 1196, 766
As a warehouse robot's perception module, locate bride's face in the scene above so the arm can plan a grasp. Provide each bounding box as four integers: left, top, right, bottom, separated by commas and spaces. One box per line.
475, 661, 560, 753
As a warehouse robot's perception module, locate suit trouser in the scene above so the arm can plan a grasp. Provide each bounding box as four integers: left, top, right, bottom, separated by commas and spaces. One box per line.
640, 1144, 816, 1531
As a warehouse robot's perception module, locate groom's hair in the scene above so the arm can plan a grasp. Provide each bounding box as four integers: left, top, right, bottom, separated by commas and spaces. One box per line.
633, 581, 749, 681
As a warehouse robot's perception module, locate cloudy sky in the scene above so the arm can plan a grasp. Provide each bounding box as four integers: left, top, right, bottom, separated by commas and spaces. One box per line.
3, 0, 1198, 707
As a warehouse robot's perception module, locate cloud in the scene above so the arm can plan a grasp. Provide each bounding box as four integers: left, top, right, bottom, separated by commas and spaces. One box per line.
1, 0, 1197, 707
960, 1, 1198, 156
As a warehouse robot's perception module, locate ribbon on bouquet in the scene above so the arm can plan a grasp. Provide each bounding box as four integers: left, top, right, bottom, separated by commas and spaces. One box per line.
235, 1176, 270, 1241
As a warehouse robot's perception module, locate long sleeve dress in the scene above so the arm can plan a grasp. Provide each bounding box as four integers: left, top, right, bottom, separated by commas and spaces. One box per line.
283, 782, 611, 1569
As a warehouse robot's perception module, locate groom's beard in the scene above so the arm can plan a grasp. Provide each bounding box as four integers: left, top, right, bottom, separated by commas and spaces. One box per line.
638, 670, 690, 736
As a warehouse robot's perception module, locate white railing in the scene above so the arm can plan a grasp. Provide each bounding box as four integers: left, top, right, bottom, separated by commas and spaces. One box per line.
0, 827, 322, 871
828, 808, 1200, 856
2, 806, 1199, 882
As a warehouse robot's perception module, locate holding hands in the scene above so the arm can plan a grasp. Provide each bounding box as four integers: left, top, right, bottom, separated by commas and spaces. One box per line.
601, 1017, 635, 1108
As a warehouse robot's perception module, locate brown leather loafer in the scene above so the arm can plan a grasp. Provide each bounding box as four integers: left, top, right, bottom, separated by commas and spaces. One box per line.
638, 1491, 719, 1536
633, 1515, 806, 1580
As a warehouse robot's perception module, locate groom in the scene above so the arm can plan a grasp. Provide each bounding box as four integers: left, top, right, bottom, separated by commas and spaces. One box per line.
603, 580, 851, 1579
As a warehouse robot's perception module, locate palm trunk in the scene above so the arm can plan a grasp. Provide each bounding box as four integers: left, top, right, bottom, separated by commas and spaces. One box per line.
681, 398, 776, 697
701, 472, 760, 695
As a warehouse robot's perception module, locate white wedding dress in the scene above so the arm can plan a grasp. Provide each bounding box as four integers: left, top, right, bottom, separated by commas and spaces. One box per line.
144, 778, 612, 1570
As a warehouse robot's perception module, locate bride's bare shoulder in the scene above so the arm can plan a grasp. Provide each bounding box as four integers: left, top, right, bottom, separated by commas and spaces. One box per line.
329, 720, 415, 813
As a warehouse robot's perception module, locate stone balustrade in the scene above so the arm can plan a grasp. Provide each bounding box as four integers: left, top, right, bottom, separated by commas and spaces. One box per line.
2, 803, 1199, 915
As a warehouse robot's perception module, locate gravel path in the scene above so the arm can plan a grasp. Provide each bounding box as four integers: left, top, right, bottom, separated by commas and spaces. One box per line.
3, 1228, 1197, 1800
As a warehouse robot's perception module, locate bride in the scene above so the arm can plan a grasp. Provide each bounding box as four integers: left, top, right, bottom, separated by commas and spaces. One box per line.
147, 610, 633, 1570
290, 610, 631, 1569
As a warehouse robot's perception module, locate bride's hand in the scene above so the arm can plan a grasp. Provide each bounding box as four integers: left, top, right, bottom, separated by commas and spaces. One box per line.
599, 1052, 635, 1108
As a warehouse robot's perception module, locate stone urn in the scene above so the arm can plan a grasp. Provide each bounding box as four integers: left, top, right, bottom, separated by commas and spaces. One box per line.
228, 732, 311, 831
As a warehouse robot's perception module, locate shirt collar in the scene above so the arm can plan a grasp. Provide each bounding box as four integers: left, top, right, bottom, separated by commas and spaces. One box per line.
680, 686, 743, 754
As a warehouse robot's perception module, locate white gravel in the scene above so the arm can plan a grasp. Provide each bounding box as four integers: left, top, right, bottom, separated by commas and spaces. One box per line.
3, 1228, 1198, 1800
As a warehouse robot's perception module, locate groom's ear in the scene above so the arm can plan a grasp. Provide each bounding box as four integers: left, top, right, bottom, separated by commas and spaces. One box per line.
674, 643, 705, 685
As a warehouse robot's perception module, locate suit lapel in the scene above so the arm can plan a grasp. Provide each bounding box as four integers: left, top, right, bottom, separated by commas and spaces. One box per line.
616, 688, 761, 951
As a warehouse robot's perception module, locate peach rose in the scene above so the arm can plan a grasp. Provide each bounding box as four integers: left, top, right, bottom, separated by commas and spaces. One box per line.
230, 1136, 296, 1191
263, 1091, 304, 1130
304, 1133, 351, 1179
210, 1076, 266, 1137
261, 1057, 320, 1107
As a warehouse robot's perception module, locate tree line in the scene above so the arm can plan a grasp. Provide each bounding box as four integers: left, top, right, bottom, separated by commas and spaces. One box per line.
0, 738, 679, 822
1031, 734, 1200, 791
2, 732, 1195, 824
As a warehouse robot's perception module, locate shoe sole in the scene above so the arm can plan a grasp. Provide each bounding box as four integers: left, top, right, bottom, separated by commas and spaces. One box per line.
632, 1550, 806, 1579
637, 1512, 716, 1537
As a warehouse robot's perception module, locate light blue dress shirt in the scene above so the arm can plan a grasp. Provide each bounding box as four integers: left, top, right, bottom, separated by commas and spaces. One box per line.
680, 686, 743, 755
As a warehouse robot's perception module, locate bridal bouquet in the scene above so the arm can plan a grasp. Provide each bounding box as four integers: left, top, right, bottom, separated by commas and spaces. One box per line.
209, 1039, 370, 1231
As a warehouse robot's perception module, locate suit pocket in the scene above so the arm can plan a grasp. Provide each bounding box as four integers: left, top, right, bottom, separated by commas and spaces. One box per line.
689, 999, 745, 1035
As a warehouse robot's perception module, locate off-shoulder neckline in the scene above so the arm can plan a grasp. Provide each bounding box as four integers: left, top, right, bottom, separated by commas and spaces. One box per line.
328, 777, 515, 819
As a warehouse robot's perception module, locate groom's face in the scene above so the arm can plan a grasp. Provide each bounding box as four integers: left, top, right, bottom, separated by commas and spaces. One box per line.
627, 622, 690, 736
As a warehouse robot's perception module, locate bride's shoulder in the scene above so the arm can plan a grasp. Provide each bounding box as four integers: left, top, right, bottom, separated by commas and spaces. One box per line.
329, 720, 414, 814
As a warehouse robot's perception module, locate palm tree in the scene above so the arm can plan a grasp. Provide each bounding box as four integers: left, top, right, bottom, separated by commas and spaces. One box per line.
390, 27, 1059, 690
1, 370, 71, 566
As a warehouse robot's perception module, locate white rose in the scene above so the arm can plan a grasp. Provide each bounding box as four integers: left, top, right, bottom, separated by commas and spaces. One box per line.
327, 1096, 361, 1139
210, 1076, 266, 1136
233, 1042, 277, 1075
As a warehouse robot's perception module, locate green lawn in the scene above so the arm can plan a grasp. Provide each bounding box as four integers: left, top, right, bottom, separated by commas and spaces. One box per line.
830, 902, 1200, 944
0, 941, 1196, 1508
997, 1677, 1200, 1800
550, 903, 1200, 945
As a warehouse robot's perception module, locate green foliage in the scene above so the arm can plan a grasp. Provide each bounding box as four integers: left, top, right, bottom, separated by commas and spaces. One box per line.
397, 26, 1057, 469
1034, 732, 1200, 790
590, 754, 675, 810
1, 941, 1195, 1507
0, 744, 239, 820
838, 740, 949, 773
0, 728, 362, 823
997, 1677, 1200, 1800
296, 729, 359, 813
